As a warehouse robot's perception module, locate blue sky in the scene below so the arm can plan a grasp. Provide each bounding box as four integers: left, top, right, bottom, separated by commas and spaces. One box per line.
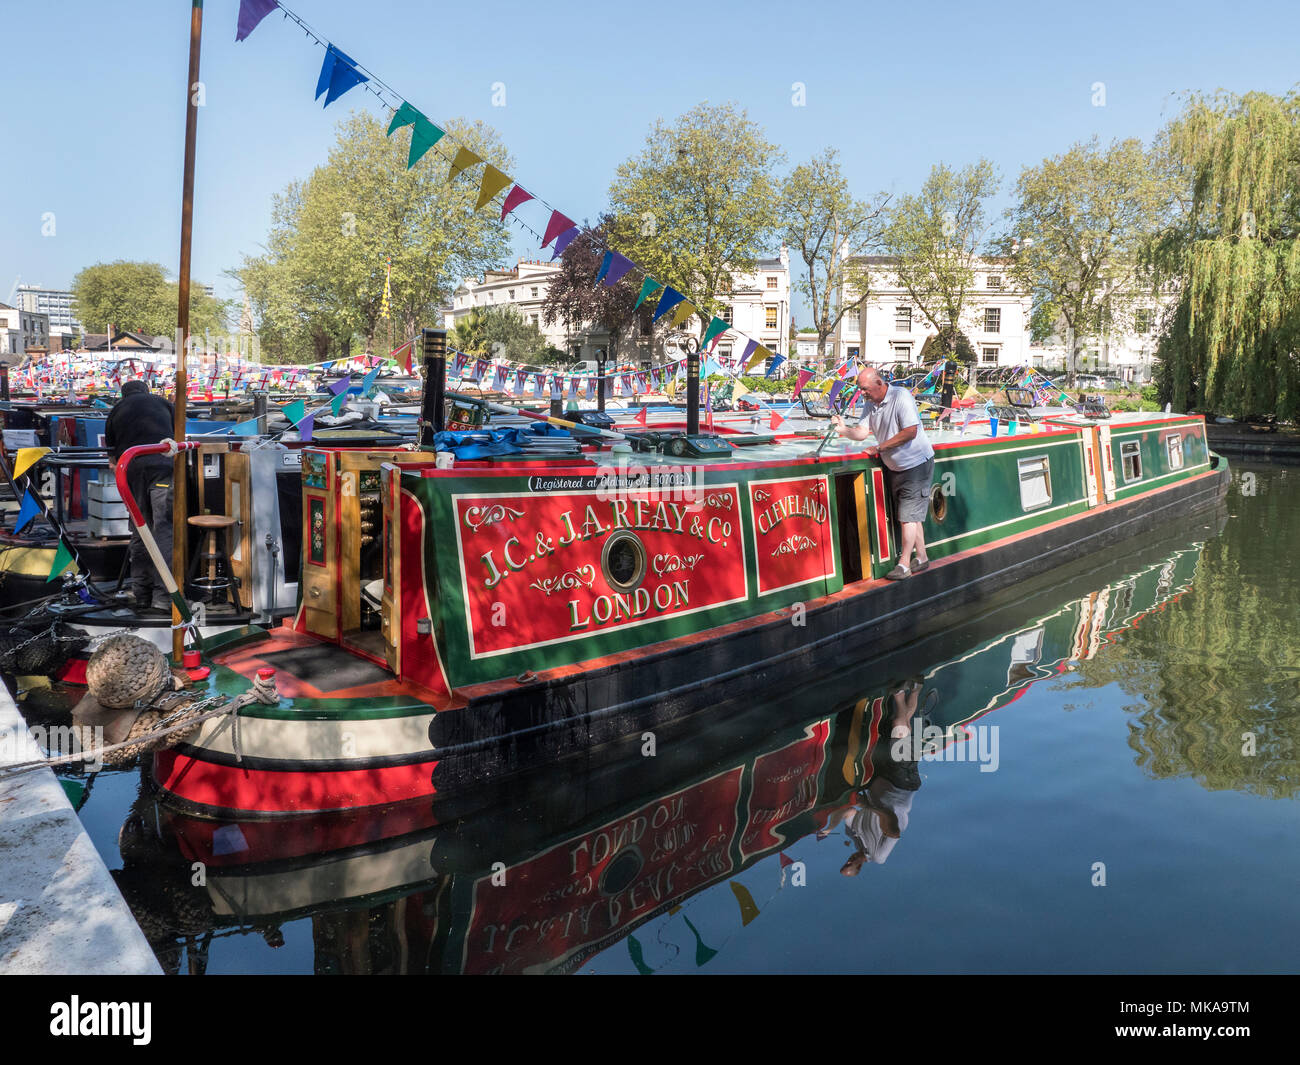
2, 0, 1297, 326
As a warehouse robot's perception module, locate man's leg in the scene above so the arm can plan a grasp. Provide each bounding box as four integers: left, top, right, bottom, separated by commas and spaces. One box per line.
126, 465, 154, 603
148, 477, 174, 608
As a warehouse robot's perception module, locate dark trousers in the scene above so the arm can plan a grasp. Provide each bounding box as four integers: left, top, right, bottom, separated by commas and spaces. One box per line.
126, 461, 174, 603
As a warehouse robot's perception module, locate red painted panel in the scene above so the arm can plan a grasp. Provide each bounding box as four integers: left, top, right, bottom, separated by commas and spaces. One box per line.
748, 476, 835, 595
871, 467, 890, 562
152, 748, 438, 815
739, 719, 831, 860
454, 486, 747, 657
460, 766, 744, 975
400, 489, 452, 697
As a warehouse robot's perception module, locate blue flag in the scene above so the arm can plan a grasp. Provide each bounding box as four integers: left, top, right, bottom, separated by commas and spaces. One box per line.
232, 417, 260, 436
14, 488, 41, 534
361, 366, 380, 394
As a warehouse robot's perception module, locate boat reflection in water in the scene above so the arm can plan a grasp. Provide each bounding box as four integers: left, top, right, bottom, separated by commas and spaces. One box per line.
113, 516, 1229, 974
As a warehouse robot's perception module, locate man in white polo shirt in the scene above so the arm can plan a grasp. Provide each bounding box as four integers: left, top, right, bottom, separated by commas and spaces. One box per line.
831, 367, 935, 579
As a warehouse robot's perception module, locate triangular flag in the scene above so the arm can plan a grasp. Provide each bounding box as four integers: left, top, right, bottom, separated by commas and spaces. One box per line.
681, 914, 718, 968
362, 366, 380, 394
46, 539, 76, 582
328, 375, 352, 396
769, 408, 785, 430
232, 417, 259, 436
407, 115, 445, 168
542, 210, 577, 248
594, 251, 614, 285
733, 381, 751, 400
551, 226, 580, 259
670, 300, 696, 328
742, 340, 765, 372
236, 0, 278, 42
633, 277, 662, 310
701, 316, 729, 349
633, 405, 648, 427
627, 935, 654, 976
778, 852, 795, 867
331, 391, 347, 416
12, 447, 51, 480
315, 45, 368, 107
298, 413, 314, 442
652, 286, 687, 323
447, 146, 482, 182
730, 882, 760, 926
827, 380, 846, 408
14, 488, 41, 534
282, 399, 306, 425
499, 185, 533, 221
791, 368, 815, 399
386, 101, 421, 135
475, 165, 512, 210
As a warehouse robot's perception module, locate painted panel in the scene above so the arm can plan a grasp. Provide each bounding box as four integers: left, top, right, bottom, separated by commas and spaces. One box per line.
453, 486, 748, 658
748, 475, 835, 595
739, 719, 831, 861
307, 496, 327, 566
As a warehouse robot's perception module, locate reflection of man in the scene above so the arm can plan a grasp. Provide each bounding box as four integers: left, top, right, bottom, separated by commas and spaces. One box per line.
105, 380, 175, 611
831, 367, 936, 579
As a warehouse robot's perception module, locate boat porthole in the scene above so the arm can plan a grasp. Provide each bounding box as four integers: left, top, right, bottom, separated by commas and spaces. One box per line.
601, 530, 647, 592
600, 846, 644, 896
930, 484, 948, 522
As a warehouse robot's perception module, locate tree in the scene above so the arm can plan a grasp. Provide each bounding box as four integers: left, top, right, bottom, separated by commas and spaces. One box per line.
780, 148, 889, 365
235, 111, 512, 363
1150, 91, 1300, 419
479, 306, 553, 364
71, 260, 228, 338
919, 326, 976, 365
1003, 137, 1174, 380
542, 215, 650, 366
606, 102, 782, 330
882, 160, 999, 362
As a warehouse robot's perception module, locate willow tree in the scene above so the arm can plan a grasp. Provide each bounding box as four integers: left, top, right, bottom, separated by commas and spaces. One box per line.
1154, 91, 1300, 418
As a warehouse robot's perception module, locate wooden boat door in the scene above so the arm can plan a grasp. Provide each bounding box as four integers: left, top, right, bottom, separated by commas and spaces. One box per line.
1080, 428, 1101, 506
380, 464, 400, 675
1096, 424, 1117, 501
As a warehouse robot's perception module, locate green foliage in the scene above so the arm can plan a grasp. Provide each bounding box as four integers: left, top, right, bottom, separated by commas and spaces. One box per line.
882, 160, 1000, 349
450, 306, 552, 364
780, 148, 888, 361
1153, 91, 1300, 419
919, 326, 976, 364
1003, 137, 1174, 376
71, 260, 228, 338
607, 102, 782, 325
235, 111, 512, 364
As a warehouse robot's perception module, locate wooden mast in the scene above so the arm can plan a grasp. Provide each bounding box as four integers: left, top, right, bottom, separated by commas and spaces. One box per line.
173, 0, 203, 661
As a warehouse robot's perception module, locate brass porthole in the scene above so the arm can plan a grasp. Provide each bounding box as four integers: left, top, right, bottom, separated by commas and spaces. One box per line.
930, 484, 948, 522
601, 530, 647, 591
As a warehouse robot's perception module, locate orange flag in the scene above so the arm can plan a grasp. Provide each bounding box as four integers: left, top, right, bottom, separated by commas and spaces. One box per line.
769, 409, 784, 431
634, 406, 648, 427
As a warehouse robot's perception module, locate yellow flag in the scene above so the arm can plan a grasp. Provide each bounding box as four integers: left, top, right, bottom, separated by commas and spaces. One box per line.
729, 882, 760, 926
475, 165, 512, 210
447, 146, 483, 183
12, 447, 51, 480
962, 383, 980, 400
744, 345, 770, 373
666, 377, 678, 399
733, 381, 750, 399
671, 301, 696, 327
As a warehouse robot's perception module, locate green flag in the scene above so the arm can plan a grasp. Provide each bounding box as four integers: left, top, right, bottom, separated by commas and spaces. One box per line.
46, 539, 76, 582
283, 399, 306, 425
681, 914, 718, 967
633, 276, 662, 311
701, 315, 729, 349
331, 391, 347, 416
626, 935, 654, 976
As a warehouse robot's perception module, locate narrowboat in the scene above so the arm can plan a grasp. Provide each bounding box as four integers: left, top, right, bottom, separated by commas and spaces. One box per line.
114, 528, 1219, 973
136, 343, 1230, 818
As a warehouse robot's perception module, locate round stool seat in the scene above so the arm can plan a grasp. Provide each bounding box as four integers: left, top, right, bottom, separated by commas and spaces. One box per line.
188, 514, 236, 529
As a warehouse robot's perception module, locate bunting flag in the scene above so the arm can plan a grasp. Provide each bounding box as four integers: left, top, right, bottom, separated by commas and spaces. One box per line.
476, 165, 513, 210
391, 339, 413, 373
551, 226, 580, 260
730, 882, 760, 926
330, 391, 348, 416
827, 379, 845, 408
500, 184, 534, 220
652, 286, 687, 323
790, 368, 814, 399
602, 252, 635, 287
298, 413, 314, 442
779, 852, 795, 867
282, 399, 306, 425
671, 300, 696, 328
594, 251, 613, 285
12, 447, 51, 480
315, 45, 368, 107
701, 316, 729, 349
236, 0, 278, 42
328, 376, 351, 396
769, 408, 785, 430
447, 145, 483, 182
764, 354, 786, 379
585, 378, 596, 400
232, 418, 260, 436
633, 406, 648, 427
14, 488, 41, 534
513, 369, 527, 395
492, 365, 507, 391
542, 210, 577, 248
46, 539, 76, 582
567, 377, 579, 399
391, 111, 445, 168
681, 914, 718, 968
633, 277, 662, 311
733, 380, 751, 401
626, 935, 654, 977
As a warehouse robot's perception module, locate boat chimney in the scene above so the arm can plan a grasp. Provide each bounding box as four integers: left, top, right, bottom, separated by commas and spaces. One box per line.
420, 327, 447, 445
685, 336, 701, 435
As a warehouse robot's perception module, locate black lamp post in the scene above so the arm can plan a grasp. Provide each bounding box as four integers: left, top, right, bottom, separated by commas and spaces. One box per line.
420, 327, 447, 445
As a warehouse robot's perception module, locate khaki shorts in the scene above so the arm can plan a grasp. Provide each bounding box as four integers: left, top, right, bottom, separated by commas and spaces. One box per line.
888, 457, 934, 523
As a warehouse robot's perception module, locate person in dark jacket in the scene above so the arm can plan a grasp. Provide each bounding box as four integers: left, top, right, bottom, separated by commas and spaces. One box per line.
104, 380, 175, 610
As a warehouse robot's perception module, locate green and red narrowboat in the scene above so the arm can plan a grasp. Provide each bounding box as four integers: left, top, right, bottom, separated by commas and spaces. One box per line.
142, 366, 1230, 818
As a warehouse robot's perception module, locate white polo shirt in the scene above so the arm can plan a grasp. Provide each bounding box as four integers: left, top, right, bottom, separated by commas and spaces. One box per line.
857, 385, 935, 472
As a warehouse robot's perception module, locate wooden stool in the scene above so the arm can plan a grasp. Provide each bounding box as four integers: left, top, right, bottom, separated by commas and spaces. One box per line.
186, 514, 239, 607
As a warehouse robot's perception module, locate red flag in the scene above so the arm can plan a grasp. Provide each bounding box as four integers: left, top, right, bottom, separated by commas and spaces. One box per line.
779, 852, 794, 867
769, 409, 784, 431
634, 406, 648, 427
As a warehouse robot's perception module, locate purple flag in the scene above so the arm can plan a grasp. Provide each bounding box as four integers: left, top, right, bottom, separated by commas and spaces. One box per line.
603, 252, 635, 287
298, 413, 314, 443
236, 0, 278, 42
328, 375, 352, 396
550, 226, 580, 260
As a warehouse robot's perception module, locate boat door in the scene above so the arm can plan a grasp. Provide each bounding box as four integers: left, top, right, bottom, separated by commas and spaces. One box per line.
1096, 424, 1117, 501
1079, 428, 1101, 506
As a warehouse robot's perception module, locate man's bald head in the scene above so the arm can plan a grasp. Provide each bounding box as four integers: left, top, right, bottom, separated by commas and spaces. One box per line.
857, 367, 888, 400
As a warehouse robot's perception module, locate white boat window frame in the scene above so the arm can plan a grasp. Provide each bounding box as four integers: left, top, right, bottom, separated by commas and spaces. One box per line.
1166, 433, 1184, 470
1121, 440, 1143, 482
1017, 454, 1053, 511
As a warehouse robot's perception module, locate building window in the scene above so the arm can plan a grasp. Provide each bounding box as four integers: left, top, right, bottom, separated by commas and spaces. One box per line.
765, 306, 778, 329
1121, 441, 1142, 482
981, 346, 999, 364
766, 276, 778, 289
509, 289, 515, 300
1166, 434, 1184, 470
722, 305, 733, 325
892, 344, 912, 361
531, 287, 539, 298
1135, 308, 1153, 334
1018, 456, 1052, 511
843, 309, 859, 333
530, 314, 539, 326
987, 275, 1003, 290
848, 346, 860, 359
984, 307, 1001, 333
895, 306, 912, 332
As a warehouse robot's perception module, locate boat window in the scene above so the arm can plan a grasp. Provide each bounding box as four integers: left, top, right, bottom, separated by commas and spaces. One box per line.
602, 531, 646, 592
1166, 434, 1184, 470
1018, 456, 1052, 510
1121, 441, 1142, 482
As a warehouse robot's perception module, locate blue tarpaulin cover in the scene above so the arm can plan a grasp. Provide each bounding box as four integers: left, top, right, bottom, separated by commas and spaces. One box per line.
432, 423, 570, 459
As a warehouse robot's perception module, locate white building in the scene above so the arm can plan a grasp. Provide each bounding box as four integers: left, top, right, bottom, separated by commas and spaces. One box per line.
449, 249, 791, 365
829, 256, 1032, 371
1029, 284, 1178, 383
14, 284, 82, 335
0, 302, 50, 356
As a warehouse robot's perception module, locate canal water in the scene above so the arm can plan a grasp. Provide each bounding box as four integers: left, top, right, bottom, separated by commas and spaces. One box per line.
52, 463, 1300, 973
